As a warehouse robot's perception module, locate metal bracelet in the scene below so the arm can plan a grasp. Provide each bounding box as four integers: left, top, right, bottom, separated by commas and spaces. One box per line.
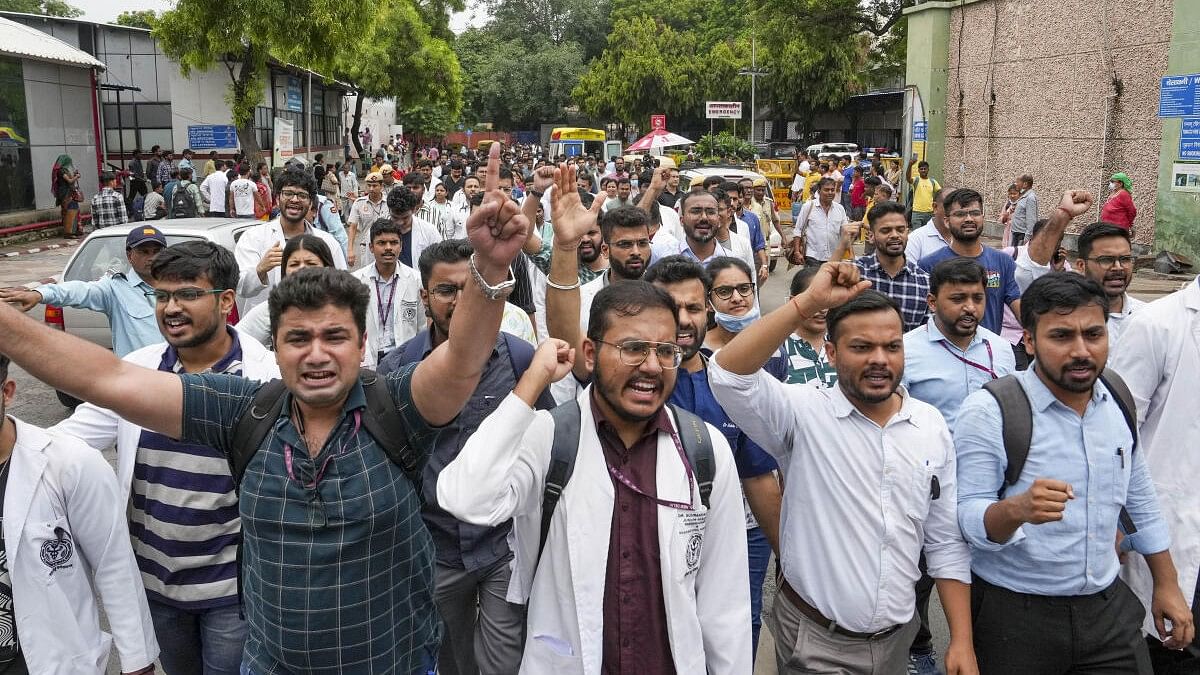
545, 276, 581, 291
468, 253, 516, 301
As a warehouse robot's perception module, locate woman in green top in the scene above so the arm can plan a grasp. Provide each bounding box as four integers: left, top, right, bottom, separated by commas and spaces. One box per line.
782, 266, 838, 387
51, 154, 82, 237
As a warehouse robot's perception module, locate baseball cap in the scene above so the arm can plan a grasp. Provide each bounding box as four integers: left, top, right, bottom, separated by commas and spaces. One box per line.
126, 225, 167, 249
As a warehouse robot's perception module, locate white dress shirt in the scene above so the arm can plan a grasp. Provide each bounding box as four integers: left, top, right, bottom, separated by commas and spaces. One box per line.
234, 219, 347, 313
1107, 293, 1146, 349
905, 221, 951, 262
708, 359, 972, 633
794, 200, 849, 262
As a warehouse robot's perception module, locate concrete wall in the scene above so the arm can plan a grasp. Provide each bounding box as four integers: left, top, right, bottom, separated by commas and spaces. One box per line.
939, 0, 1171, 247
22, 60, 97, 209
1155, 1, 1200, 260
904, 2, 952, 183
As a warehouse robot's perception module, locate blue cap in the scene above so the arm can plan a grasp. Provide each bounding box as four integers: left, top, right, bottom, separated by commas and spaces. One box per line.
126, 225, 167, 249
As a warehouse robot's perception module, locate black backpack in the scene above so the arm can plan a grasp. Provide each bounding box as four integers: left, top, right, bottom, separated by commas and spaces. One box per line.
983, 368, 1140, 533
228, 369, 424, 491
537, 400, 715, 561
169, 182, 199, 219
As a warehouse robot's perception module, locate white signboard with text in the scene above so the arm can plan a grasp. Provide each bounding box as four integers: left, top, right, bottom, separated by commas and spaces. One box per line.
705, 102, 743, 119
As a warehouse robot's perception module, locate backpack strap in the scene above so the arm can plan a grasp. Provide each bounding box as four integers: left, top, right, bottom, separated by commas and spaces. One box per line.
981, 375, 1033, 499
539, 399, 581, 562
358, 368, 424, 493
229, 379, 289, 490
1099, 368, 1140, 534
670, 404, 715, 509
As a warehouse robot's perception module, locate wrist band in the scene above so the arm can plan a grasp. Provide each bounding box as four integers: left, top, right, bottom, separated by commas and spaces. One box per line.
546, 276, 581, 291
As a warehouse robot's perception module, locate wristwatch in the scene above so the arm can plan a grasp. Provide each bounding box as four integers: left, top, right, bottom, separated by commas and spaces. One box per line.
468, 253, 516, 301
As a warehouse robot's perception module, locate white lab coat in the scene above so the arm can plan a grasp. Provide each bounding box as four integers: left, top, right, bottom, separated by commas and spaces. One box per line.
351, 264, 426, 368
50, 329, 280, 505
1109, 279, 1200, 637
5, 418, 158, 674
234, 219, 348, 314
437, 387, 752, 675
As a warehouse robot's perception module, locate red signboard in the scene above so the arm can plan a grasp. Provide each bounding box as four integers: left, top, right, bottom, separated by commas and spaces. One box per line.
650, 114, 667, 131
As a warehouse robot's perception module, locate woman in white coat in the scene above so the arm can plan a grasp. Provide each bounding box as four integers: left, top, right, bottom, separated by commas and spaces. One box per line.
0, 359, 158, 674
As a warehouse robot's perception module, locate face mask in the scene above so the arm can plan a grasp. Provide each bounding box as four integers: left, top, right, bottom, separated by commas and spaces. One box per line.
1109, 182, 1119, 191
713, 303, 761, 333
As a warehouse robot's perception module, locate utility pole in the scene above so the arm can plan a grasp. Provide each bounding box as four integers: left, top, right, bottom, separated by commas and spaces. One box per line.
739, 37, 769, 144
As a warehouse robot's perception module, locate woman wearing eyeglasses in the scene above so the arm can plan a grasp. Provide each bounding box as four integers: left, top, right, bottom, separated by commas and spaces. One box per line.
704, 257, 762, 353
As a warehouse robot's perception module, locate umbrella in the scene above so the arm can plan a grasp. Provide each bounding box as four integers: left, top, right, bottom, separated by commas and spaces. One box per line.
625, 128, 694, 152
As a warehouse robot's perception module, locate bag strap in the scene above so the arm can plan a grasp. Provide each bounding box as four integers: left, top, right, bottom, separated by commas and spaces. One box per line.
981, 375, 1033, 499
798, 201, 815, 236
539, 399, 581, 563
1099, 368, 1140, 535
229, 379, 289, 490
670, 404, 715, 509
358, 369, 424, 489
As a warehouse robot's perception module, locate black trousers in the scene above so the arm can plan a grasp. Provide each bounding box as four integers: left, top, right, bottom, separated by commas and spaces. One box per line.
910, 554, 935, 654
972, 575, 1152, 674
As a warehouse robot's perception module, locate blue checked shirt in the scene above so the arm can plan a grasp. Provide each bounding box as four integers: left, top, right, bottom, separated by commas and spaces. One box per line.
179, 366, 441, 674
955, 367, 1171, 596
89, 187, 129, 228
854, 254, 930, 332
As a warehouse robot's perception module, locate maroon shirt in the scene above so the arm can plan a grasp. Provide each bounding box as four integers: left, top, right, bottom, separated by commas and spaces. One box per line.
591, 396, 676, 674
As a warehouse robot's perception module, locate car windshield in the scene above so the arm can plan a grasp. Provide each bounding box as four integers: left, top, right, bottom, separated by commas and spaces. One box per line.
64, 234, 203, 282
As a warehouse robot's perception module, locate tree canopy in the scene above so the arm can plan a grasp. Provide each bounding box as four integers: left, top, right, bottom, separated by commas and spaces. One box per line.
0, 0, 81, 17
113, 10, 157, 29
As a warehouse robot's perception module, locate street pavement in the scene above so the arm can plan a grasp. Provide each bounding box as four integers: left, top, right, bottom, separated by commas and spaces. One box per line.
0, 233, 1194, 674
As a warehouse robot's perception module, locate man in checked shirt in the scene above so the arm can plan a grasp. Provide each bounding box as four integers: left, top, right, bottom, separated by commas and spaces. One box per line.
91, 170, 130, 229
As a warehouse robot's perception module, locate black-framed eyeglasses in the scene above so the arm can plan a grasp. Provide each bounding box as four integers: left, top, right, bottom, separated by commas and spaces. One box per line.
596, 340, 682, 369
279, 190, 312, 201
1084, 255, 1134, 268
611, 239, 650, 251
430, 284, 465, 301
146, 288, 225, 304
712, 283, 755, 300
949, 209, 983, 218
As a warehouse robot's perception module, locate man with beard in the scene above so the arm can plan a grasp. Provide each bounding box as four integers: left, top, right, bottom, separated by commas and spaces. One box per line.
651, 190, 735, 265
441, 159, 467, 200
709, 273, 978, 675
51, 241, 279, 673
846, 201, 931, 332
437, 281, 752, 673
643, 254, 784, 660
235, 168, 347, 313
451, 174, 481, 237
954, 273, 1192, 673
379, 239, 554, 675
918, 188, 1021, 335
576, 206, 653, 332
523, 194, 609, 285
1072, 221, 1144, 348
900, 257, 1015, 675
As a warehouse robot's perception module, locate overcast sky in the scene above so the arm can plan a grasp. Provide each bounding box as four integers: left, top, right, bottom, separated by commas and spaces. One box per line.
71, 0, 482, 32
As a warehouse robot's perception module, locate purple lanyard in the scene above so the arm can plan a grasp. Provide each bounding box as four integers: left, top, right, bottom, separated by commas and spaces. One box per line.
373, 276, 397, 330
607, 427, 697, 511
938, 338, 997, 379
283, 410, 362, 489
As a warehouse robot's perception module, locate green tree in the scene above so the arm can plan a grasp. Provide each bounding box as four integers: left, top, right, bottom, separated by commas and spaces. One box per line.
397, 100, 458, 139
154, 0, 381, 159
332, 0, 462, 157
113, 10, 158, 29
0, 0, 81, 17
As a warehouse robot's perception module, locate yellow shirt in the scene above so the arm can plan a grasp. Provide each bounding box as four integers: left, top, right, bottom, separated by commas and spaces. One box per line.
802, 173, 822, 201
911, 177, 939, 213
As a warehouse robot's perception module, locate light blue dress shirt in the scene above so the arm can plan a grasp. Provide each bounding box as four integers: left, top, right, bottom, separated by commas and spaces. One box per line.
37, 269, 160, 357
955, 367, 1170, 595
902, 319, 1016, 431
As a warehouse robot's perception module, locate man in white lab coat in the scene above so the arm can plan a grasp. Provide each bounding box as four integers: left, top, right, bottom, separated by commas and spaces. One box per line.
437, 280, 751, 674
1110, 277, 1200, 671
0, 353, 158, 674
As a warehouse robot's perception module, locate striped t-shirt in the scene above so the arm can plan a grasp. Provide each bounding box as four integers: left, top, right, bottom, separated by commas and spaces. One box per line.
129, 329, 244, 609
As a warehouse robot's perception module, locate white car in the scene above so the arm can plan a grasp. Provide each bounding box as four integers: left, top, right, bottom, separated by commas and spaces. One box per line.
805, 142, 860, 161
677, 166, 783, 270
45, 218, 260, 405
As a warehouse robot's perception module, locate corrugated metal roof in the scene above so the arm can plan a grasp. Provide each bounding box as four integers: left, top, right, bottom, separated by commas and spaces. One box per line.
0, 16, 104, 70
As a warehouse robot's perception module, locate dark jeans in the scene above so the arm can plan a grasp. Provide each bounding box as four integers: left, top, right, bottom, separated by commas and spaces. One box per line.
1010, 231, 1027, 247
1146, 567, 1200, 673
1012, 341, 1031, 371
747, 526, 771, 660
972, 575, 1152, 674
149, 598, 247, 675
910, 555, 935, 654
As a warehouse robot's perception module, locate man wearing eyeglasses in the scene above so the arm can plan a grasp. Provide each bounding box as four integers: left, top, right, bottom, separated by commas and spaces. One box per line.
0, 142, 533, 675
1072, 221, 1144, 348
234, 169, 347, 314
0, 226, 166, 357
651, 190, 734, 266
52, 241, 280, 674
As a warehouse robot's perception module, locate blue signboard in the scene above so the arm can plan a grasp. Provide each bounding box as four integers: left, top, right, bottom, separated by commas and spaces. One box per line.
913, 121, 927, 141
1158, 74, 1200, 117
286, 76, 303, 112
187, 124, 239, 150
1182, 118, 1200, 160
